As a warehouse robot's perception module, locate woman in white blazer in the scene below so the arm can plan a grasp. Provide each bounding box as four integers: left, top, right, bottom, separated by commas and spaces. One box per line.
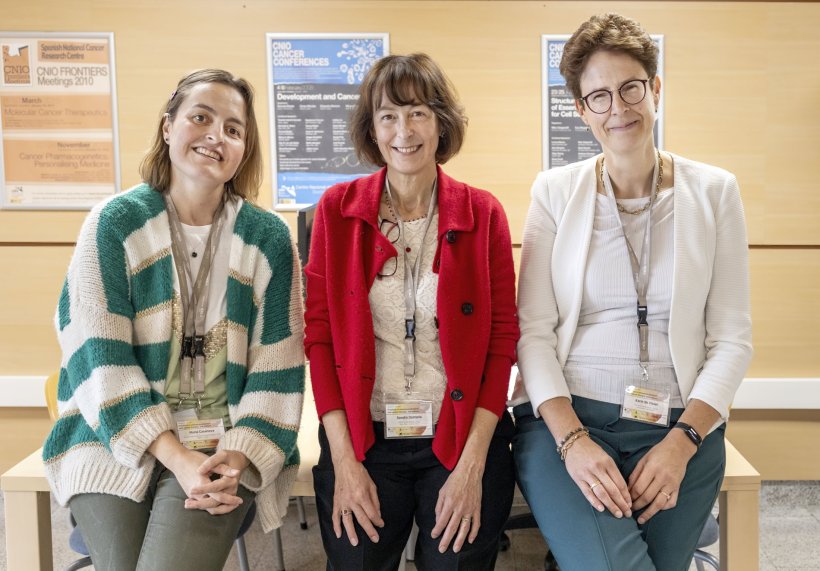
512, 13, 752, 571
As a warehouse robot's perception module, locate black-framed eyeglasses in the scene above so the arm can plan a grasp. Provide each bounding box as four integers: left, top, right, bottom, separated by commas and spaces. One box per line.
578, 79, 649, 114
377, 219, 400, 278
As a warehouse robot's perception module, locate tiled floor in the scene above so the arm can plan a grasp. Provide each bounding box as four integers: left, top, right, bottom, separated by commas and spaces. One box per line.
1, 481, 818, 570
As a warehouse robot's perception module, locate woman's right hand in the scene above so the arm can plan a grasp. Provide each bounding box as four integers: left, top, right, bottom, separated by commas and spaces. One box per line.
564, 436, 632, 519
148, 431, 213, 500
167, 448, 215, 499
331, 456, 384, 546
537, 398, 632, 519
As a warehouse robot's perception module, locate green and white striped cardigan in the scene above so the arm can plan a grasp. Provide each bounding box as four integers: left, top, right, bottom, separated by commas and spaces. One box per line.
42, 184, 305, 532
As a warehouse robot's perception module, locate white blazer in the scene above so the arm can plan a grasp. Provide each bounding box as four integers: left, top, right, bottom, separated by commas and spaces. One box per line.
517, 153, 753, 421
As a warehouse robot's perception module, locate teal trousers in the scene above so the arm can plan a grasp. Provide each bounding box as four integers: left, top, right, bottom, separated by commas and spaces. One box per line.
512, 397, 725, 571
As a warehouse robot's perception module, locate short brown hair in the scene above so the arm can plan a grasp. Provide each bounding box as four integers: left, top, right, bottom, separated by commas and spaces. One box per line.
560, 13, 658, 102
350, 53, 467, 167
139, 69, 262, 203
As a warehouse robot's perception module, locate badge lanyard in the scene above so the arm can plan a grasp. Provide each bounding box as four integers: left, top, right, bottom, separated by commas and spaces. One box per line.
384, 176, 438, 394
601, 153, 660, 383
163, 193, 226, 411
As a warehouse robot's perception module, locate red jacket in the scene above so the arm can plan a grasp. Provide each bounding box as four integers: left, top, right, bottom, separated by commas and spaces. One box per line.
304, 167, 519, 470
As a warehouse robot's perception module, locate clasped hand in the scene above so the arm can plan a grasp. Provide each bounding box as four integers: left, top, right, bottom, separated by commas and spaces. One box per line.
565, 434, 692, 524
175, 449, 249, 515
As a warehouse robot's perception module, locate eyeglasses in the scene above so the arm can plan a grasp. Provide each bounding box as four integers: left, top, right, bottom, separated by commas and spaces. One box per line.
377, 219, 400, 278
578, 79, 649, 114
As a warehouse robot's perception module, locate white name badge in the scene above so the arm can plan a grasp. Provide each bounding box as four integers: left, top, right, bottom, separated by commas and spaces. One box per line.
173, 409, 225, 450
384, 401, 434, 439
621, 385, 671, 427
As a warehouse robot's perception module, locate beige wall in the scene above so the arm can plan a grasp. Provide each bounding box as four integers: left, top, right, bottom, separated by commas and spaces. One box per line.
2, 1, 819, 382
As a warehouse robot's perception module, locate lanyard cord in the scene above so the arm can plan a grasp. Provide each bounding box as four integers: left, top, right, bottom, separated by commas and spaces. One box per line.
600, 150, 663, 382
164, 193, 227, 409
384, 176, 438, 393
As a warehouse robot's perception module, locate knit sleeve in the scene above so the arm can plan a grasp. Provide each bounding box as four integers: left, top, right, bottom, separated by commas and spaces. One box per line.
475, 197, 519, 415
219, 214, 305, 494
303, 196, 346, 416
47, 200, 174, 469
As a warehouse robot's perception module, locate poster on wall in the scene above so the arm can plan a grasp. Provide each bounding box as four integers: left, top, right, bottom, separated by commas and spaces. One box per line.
267, 33, 388, 209
541, 35, 664, 170
0, 32, 120, 210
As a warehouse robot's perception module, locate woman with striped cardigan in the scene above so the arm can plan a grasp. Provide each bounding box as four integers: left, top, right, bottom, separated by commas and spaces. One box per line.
42, 69, 305, 571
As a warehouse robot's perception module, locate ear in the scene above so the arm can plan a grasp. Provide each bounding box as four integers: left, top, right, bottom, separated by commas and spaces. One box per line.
162, 113, 172, 143
652, 76, 662, 108
574, 98, 588, 124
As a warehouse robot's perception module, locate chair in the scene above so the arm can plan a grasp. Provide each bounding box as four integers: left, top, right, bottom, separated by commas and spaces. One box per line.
693, 514, 720, 570
44, 372, 256, 571
270, 497, 309, 571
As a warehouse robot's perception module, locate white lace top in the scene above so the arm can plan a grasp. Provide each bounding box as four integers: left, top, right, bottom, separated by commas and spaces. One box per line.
369, 212, 447, 422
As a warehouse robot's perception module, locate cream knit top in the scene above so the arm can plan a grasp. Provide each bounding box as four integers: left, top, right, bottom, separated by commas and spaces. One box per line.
369, 213, 447, 423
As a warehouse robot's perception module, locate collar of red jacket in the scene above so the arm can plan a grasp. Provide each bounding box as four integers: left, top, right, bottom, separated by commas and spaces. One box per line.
339, 166, 475, 237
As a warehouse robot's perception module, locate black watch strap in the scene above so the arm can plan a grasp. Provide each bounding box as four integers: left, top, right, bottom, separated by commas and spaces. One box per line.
674, 421, 703, 448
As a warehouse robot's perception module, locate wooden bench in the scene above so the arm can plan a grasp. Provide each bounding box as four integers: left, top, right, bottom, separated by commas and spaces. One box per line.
2, 381, 760, 571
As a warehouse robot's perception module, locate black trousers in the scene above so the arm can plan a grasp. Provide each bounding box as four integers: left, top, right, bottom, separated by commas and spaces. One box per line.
313, 411, 515, 571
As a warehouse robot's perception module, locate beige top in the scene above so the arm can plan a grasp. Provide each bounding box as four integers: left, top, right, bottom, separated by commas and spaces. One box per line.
369, 213, 447, 423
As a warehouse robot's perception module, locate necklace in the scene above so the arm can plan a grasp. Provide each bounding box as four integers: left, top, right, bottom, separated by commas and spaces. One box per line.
600, 151, 665, 215
383, 180, 434, 223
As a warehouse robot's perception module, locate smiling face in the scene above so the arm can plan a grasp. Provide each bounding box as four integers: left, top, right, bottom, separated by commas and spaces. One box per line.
372, 90, 440, 181
162, 82, 247, 195
576, 50, 661, 158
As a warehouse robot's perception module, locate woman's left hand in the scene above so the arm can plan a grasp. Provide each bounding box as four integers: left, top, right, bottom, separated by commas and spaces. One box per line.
185, 450, 250, 515
431, 459, 484, 554
628, 432, 696, 524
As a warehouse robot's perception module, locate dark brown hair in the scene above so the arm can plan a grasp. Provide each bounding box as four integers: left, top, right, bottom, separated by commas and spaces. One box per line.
139, 69, 262, 202
560, 13, 658, 102
350, 53, 467, 167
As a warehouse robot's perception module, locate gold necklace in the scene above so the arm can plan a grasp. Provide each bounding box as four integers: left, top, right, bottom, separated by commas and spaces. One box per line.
600, 151, 664, 215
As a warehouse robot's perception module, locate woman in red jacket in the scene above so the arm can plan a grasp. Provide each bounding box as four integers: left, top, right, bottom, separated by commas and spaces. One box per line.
304, 53, 519, 570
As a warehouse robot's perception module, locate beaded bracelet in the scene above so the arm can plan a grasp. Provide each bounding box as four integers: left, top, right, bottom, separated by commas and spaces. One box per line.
557, 427, 590, 461
557, 426, 586, 448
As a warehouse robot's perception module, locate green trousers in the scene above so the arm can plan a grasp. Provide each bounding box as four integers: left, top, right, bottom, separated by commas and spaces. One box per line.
69, 461, 255, 571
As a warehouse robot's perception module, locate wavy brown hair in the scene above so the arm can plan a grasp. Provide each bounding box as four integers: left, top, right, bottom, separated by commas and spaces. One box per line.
139, 69, 262, 202
350, 53, 467, 167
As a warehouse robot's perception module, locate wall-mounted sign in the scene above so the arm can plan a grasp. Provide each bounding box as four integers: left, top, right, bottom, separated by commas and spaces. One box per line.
0, 32, 120, 209
541, 35, 664, 169
266, 33, 388, 209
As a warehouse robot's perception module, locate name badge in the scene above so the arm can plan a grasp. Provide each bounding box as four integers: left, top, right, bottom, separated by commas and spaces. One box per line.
621, 385, 671, 427
384, 401, 434, 439
173, 408, 225, 450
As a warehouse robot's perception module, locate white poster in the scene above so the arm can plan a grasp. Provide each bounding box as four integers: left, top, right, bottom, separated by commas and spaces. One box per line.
0, 32, 120, 209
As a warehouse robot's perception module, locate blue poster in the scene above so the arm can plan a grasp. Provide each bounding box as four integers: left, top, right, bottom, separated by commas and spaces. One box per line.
541, 35, 664, 169
267, 35, 389, 207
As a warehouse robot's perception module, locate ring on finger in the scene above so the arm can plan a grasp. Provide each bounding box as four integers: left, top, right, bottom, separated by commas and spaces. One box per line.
589, 480, 602, 491
461, 516, 472, 523
340, 508, 352, 517
659, 490, 672, 502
